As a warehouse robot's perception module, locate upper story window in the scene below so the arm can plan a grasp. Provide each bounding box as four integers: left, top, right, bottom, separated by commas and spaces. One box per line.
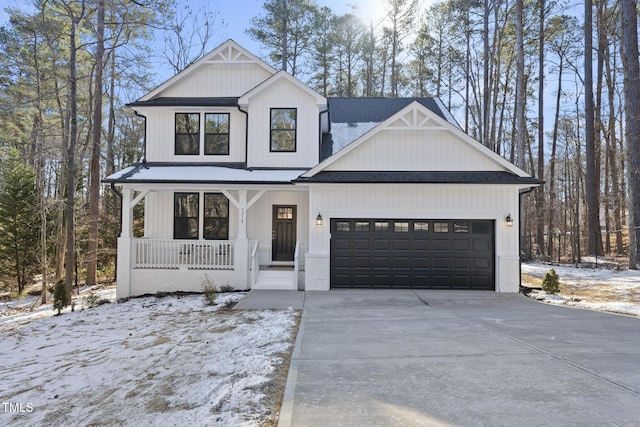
175, 113, 200, 155
270, 108, 297, 152
205, 113, 230, 155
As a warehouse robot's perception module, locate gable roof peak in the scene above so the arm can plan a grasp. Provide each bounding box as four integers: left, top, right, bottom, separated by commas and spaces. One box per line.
238, 70, 327, 107
138, 39, 276, 102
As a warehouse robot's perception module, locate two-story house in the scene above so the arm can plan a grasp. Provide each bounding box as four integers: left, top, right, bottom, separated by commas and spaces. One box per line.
104, 40, 540, 299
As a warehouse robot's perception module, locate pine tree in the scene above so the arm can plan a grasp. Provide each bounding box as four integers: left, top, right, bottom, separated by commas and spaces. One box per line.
0, 148, 40, 294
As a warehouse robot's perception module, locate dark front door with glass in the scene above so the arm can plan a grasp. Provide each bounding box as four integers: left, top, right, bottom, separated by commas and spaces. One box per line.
272, 206, 297, 261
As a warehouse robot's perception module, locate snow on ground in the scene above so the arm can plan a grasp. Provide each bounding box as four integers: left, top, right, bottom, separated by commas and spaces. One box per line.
0, 289, 298, 427
522, 262, 640, 318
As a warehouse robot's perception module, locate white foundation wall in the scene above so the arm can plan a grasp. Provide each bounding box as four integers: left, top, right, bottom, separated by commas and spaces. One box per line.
306, 183, 522, 292
128, 268, 240, 297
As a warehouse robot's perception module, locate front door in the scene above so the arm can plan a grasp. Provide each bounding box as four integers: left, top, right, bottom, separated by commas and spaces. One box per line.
272, 206, 297, 261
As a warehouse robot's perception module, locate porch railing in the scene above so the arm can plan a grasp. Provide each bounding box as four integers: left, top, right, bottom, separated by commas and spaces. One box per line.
133, 239, 234, 270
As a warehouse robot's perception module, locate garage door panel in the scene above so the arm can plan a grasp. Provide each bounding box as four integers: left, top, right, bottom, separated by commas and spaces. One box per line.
353, 239, 371, 250
392, 239, 410, 250
452, 239, 471, 251
373, 256, 391, 267
413, 257, 430, 268
352, 256, 371, 268
414, 240, 431, 250
433, 239, 451, 251
473, 239, 491, 251
453, 258, 470, 269
332, 257, 351, 268
373, 239, 390, 249
474, 258, 490, 269
331, 219, 494, 290
332, 239, 351, 250
432, 257, 450, 269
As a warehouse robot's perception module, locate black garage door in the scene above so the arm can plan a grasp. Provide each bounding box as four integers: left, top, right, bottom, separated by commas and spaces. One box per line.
330, 219, 494, 290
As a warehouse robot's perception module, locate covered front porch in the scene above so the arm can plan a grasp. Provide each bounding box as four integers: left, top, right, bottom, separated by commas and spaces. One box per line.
105, 165, 310, 298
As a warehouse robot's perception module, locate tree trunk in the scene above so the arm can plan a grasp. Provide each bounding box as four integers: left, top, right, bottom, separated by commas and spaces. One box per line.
584, 0, 602, 257
536, 0, 546, 256
64, 1, 86, 300
87, 0, 105, 287
514, 0, 526, 169
621, 0, 640, 268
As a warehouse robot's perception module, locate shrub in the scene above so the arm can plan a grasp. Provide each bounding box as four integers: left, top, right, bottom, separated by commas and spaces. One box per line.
218, 285, 234, 293
542, 268, 560, 294
53, 280, 68, 315
202, 276, 217, 305
85, 292, 99, 308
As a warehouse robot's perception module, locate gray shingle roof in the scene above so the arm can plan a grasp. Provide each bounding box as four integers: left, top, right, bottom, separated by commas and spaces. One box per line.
128, 97, 239, 107
296, 171, 542, 185
327, 98, 450, 124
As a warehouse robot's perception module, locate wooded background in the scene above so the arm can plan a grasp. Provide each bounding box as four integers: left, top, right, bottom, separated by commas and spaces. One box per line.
0, 0, 639, 300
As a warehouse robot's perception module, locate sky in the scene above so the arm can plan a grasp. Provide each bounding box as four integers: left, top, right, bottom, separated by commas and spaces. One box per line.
0, 0, 435, 49
0, 0, 435, 86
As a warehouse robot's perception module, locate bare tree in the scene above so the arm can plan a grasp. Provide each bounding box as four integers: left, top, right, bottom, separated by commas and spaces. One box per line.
86, 0, 105, 287
382, 0, 418, 96
58, 0, 86, 300
161, 3, 225, 74
620, 0, 640, 268
584, 0, 603, 257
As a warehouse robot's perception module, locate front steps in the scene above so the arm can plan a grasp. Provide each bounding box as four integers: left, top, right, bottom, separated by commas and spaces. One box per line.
253, 266, 297, 290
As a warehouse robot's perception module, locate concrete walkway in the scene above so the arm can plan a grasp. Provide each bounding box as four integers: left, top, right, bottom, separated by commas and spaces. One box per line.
238, 290, 640, 426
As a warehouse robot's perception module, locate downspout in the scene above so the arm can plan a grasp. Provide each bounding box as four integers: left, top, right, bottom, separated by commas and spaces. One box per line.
519, 186, 537, 292
109, 182, 123, 282
237, 105, 249, 168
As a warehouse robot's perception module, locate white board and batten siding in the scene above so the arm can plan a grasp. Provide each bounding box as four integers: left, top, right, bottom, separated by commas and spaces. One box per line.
143, 189, 308, 251
160, 63, 273, 98
326, 130, 505, 172
245, 78, 321, 169
143, 191, 240, 240
140, 108, 247, 163
306, 184, 522, 292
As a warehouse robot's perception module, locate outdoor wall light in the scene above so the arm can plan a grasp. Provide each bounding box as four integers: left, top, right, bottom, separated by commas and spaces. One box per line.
316, 213, 323, 226
505, 214, 514, 228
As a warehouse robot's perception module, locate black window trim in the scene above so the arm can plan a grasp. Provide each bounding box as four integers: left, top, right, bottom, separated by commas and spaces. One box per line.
270, 107, 297, 153
174, 192, 230, 240
175, 113, 201, 156
203, 192, 230, 240
204, 113, 230, 156
174, 192, 199, 239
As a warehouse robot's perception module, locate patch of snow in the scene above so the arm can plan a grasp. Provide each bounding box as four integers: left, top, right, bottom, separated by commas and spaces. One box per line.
523, 262, 640, 318
330, 122, 380, 154
0, 290, 297, 426
106, 165, 307, 183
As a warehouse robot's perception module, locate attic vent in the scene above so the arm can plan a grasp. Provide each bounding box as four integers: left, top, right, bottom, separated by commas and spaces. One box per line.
347, 123, 357, 127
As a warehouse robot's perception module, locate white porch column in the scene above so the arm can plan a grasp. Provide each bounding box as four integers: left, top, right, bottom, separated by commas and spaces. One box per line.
117, 188, 133, 299
235, 190, 249, 289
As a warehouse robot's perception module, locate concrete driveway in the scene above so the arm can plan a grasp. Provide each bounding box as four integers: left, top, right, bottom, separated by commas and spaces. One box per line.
238, 290, 640, 426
